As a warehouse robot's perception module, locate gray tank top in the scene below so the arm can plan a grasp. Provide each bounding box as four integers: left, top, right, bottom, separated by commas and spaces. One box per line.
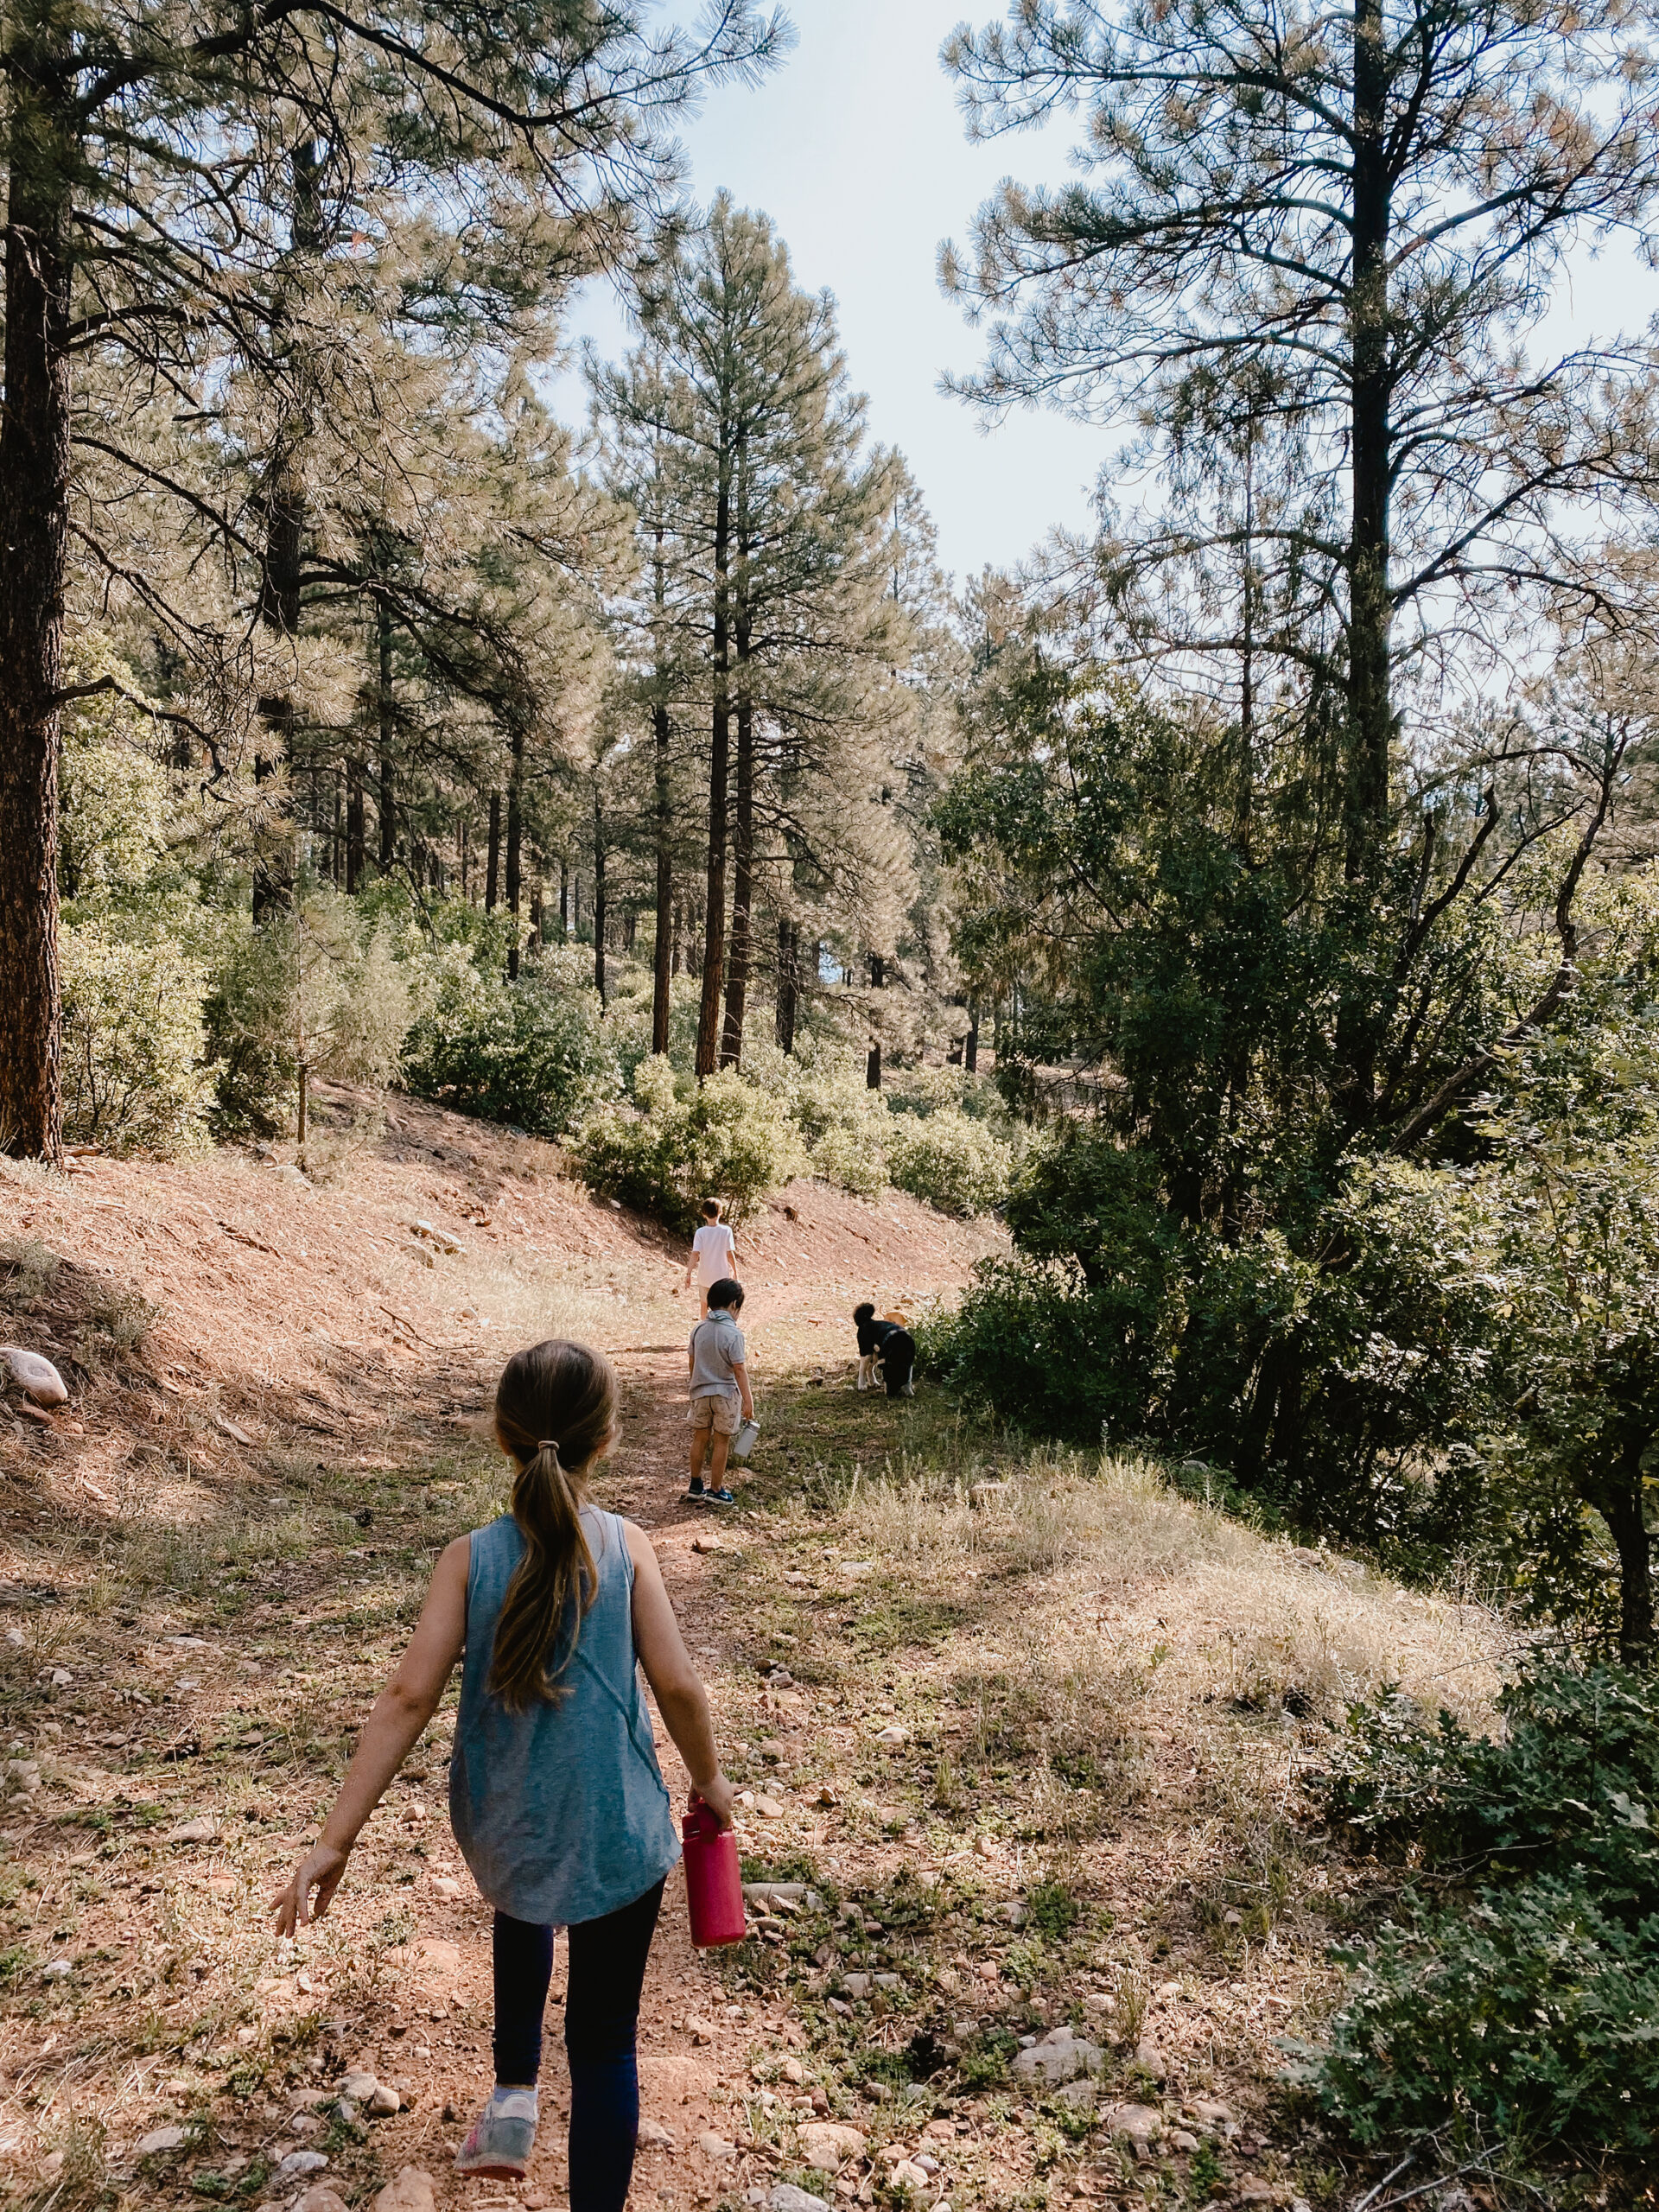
448, 1507, 680, 1926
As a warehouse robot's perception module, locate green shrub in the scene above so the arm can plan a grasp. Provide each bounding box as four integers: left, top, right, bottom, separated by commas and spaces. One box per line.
206, 895, 416, 1141
60, 914, 211, 1153
573, 1067, 802, 1233
1311, 1662, 1659, 2152
403, 949, 616, 1138
809, 1119, 887, 1199
1319, 1880, 1659, 2152
886, 1108, 1012, 1216
919, 1249, 1188, 1443
883, 1062, 1008, 1127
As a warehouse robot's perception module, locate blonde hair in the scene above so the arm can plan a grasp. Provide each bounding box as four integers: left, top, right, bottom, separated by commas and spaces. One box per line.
488, 1340, 617, 1711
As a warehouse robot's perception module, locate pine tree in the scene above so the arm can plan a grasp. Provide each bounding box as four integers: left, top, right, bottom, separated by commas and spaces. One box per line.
599, 197, 928, 1077
0, 0, 786, 1159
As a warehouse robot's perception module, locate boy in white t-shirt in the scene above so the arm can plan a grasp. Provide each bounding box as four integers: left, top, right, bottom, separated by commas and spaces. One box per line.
682, 1198, 738, 1318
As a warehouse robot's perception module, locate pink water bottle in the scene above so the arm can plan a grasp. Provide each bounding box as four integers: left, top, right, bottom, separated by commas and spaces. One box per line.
682, 1799, 747, 1948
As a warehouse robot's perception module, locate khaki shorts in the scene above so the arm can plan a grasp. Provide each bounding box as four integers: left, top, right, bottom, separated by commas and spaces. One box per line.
687, 1393, 741, 1437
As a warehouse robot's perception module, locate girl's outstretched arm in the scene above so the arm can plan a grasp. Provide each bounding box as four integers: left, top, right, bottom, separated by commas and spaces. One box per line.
624, 1522, 735, 1825
270, 1535, 470, 1935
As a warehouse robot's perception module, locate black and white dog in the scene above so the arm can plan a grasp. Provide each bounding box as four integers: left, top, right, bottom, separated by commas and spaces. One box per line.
853, 1302, 916, 1398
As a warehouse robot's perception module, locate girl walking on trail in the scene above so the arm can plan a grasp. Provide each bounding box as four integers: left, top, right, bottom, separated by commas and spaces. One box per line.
270, 1340, 737, 2202
681, 1196, 738, 1318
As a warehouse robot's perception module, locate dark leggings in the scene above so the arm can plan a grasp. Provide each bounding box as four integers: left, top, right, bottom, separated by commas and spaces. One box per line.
493, 1878, 665, 2212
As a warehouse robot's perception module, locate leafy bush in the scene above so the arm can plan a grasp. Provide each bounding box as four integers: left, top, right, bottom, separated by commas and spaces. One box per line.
574, 1066, 802, 1232
886, 1109, 1012, 1216
883, 1062, 1009, 1127
403, 949, 616, 1138
60, 915, 211, 1153
919, 1251, 1188, 1443
207, 895, 417, 1141
1312, 1662, 1659, 2152
809, 1119, 887, 1198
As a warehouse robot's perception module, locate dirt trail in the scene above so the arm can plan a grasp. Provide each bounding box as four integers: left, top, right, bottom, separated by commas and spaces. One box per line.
0, 1095, 1005, 2211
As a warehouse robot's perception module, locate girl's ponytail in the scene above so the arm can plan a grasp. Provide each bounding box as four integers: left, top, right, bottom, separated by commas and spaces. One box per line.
488, 1340, 617, 1712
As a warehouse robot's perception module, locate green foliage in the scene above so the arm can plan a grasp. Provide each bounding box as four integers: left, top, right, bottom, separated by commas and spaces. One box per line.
886, 1108, 1013, 1216
206, 894, 416, 1141
402, 946, 616, 1139
920, 1251, 1185, 1444
59, 914, 212, 1153
58, 680, 174, 907
573, 1066, 802, 1232
883, 1062, 1010, 1127
1313, 1662, 1659, 2152
1319, 1884, 1659, 2152
53, 669, 215, 1154
809, 1118, 887, 1199
1024, 1878, 1082, 1939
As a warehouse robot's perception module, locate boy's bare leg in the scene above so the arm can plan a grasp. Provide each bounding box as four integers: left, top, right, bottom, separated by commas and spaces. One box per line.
699, 1288, 709, 1318
707, 1430, 732, 1491
689, 1430, 709, 1487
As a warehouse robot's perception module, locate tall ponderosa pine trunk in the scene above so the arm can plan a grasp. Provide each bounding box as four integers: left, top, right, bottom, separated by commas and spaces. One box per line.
1334, 0, 1395, 1128
696, 467, 732, 1079
775, 918, 799, 1051
377, 598, 397, 873
0, 37, 73, 1161
505, 724, 524, 980
593, 785, 607, 1004
253, 143, 325, 922
486, 790, 502, 910
650, 528, 674, 1057
1348, 0, 1393, 868
720, 461, 754, 1068
346, 761, 365, 890
652, 696, 673, 1054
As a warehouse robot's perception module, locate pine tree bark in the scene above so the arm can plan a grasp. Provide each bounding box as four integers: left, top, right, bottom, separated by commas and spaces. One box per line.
650, 517, 675, 1058
1338, 0, 1395, 1128
593, 785, 607, 1005
346, 761, 365, 891
775, 918, 799, 1052
1348, 0, 1393, 877
253, 143, 324, 922
721, 459, 754, 1068
0, 37, 73, 1161
486, 790, 502, 911
652, 697, 673, 1055
505, 724, 524, 980
719, 693, 753, 1067
696, 467, 732, 1080
377, 599, 397, 873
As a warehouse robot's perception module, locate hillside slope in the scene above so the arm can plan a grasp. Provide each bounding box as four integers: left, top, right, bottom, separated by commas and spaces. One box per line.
0, 1096, 1511, 2212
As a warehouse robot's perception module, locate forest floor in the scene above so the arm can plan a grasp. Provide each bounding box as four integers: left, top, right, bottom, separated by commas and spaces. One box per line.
0, 1084, 1535, 2212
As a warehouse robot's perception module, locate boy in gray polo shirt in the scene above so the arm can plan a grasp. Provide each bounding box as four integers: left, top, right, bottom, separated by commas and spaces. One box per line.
686, 1278, 753, 1507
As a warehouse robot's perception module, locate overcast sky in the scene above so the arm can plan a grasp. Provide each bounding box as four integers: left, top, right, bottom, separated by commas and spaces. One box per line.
554, 0, 1659, 590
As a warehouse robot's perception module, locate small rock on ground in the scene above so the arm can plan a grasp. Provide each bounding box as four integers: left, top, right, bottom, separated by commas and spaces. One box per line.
799, 2122, 866, 2170
164, 1815, 219, 1845
373, 2170, 437, 2212
0, 1349, 67, 1406
636, 2119, 677, 2150
296, 2190, 352, 2212
277, 2149, 329, 2177
136, 2126, 186, 2157
1010, 2029, 1104, 2086
769, 2188, 831, 2212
